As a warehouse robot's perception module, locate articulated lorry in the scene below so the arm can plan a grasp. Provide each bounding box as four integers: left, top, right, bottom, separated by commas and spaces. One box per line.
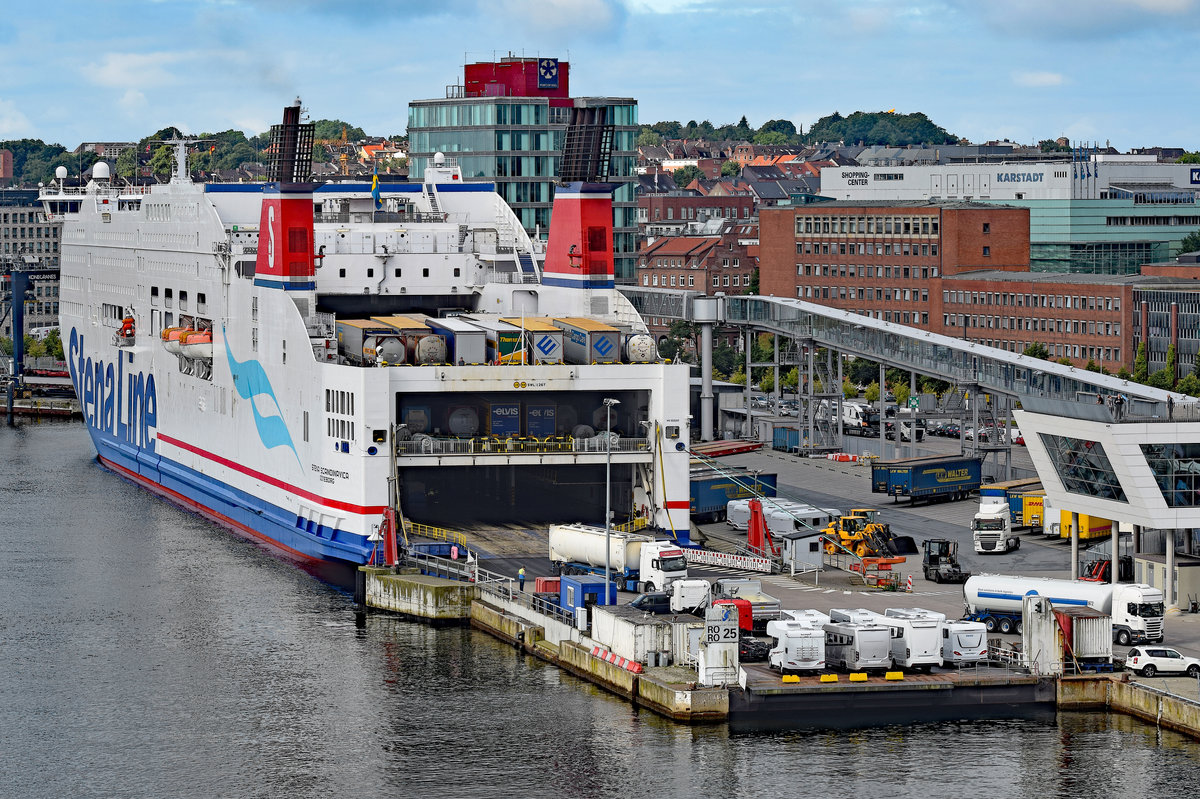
689, 467, 777, 523
962, 574, 1165, 644
971, 501, 1022, 554
549, 524, 688, 593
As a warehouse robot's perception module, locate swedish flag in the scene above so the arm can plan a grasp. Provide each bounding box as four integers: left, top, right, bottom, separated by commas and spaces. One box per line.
371, 165, 382, 210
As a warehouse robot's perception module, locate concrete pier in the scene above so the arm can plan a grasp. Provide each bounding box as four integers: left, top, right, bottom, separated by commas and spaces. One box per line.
360, 567, 477, 624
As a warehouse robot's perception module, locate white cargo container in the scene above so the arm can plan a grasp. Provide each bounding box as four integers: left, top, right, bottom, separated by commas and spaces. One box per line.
591, 605, 672, 665
425, 316, 487, 365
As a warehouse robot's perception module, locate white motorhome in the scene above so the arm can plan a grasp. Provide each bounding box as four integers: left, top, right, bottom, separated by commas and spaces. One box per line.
883, 607, 989, 665
726, 498, 840, 534
824, 608, 893, 671
872, 608, 943, 670
766, 616, 828, 673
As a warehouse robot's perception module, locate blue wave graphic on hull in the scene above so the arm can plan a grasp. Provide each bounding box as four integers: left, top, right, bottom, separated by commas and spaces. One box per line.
224, 332, 302, 467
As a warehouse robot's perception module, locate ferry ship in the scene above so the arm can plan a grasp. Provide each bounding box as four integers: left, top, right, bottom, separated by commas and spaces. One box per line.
42, 100, 691, 566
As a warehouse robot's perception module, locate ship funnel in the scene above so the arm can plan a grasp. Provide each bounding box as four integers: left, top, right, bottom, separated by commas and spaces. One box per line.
255, 102, 317, 291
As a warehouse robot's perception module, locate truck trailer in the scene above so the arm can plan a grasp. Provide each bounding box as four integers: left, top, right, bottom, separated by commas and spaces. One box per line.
871, 455, 982, 503
548, 524, 688, 593
962, 574, 1164, 644
689, 467, 778, 522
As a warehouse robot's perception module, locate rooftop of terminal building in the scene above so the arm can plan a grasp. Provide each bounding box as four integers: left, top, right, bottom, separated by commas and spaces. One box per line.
950, 268, 1200, 288
783, 199, 1023, 211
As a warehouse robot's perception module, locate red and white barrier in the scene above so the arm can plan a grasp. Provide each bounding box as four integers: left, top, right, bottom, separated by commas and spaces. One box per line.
826, 452, 859, 463
592, 645, 644, 673
906, 575, 913, 593
683, 548, 773, 573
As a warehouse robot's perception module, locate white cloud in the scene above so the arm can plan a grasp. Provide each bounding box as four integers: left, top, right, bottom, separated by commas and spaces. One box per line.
0, 97, 32, 137
118, 89, 148, 115
498, 0, 616, 29
85, 51, 189, 89
1013, 71, 1065, 87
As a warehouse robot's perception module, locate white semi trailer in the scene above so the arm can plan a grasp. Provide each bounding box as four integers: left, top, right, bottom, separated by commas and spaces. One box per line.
962, 574, 1164, 644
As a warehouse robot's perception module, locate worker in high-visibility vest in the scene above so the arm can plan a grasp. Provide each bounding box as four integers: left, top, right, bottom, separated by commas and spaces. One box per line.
518, 567, 526, 592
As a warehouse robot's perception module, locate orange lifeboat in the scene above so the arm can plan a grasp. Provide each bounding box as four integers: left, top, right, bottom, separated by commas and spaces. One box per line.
160, 326, 192, 355
179, 329, 213, 360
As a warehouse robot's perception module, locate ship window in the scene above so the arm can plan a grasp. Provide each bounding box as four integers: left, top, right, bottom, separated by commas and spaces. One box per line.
197, 293, 206, 313
303, 412, 309, 442
179, 290, 188, 310
453, 268, 460, 277
282, 339, 286, 364
367, 268, 374, 278
339, 268, 346, 278
151, 286, 159, 306
394, 268, 401, 277
165, 288, 173, 308
422, 268, 429, 277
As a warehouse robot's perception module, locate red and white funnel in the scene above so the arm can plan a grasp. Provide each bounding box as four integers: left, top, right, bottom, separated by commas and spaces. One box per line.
541, 181, 615, 290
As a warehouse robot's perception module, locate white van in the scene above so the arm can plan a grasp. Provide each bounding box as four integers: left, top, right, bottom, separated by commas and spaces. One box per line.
767, 616, 828, 672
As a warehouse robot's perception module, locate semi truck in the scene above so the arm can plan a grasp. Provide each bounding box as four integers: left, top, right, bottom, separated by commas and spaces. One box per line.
962, 574, 1165, 644
971, 501, 1022, 554
548, 524, 688, 593
871, 455, 982, 503
979, 478, 1042, 528
689, 467, 778, 523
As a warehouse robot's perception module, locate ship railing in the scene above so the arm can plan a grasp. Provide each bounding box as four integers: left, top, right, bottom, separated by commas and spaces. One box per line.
402, 549, 577, 624
394, 436, 651, 457
404, 521, 468, 548
484, 269, 527, 285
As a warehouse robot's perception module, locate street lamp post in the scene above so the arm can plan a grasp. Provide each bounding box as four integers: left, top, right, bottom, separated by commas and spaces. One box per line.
603, 397, 620, 605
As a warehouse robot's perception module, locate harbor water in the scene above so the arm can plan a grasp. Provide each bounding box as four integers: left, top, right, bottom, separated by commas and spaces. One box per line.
2, 421, 1199, 798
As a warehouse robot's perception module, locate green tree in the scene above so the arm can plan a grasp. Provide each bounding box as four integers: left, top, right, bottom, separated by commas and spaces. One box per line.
1134, 342, 1149, 383
759, 371, 775, 393
781, 367, 800, 392
847, 357, 879, 386
637, 130, 663, 147
149, 145, 175, 181
803, 110, 957, 147
672, 165, 704, 187
1148, 368, 1174, 390
1055, 357, 1072, 366
729, 367, 746, 386
719, 159, 740, 178
1177, 152, 1200, 164
892, 382, 910, 408
1117, 366, 1133, 381
1084, 358, 1102, 373
312, 119, 366, 142
0, 337, 12, 356
843, 378, 857, 399
43, 328, 64, 360
1167, 344, 1178, 386
1039, 139, 1070, 152
864, 381, 880, 403
1023, 342, 1051, 360
1176, 373, 1200, 397
752, 130, 788, 145
758, 119, 798, 140
712, 341, 738, 377
1180, 229, 1200, 254
658, 320, 698, 363
23, 334, 46, 359
116, 148, 140, 180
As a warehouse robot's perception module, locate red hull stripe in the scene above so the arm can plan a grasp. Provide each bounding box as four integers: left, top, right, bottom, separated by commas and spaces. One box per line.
157, 433, 386, 516
100, 456, 319, 564
665, 500, 690, 509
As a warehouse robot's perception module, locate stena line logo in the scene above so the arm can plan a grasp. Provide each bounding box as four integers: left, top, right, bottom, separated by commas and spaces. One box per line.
267, 205, 276, 270
68, 327, 157, 449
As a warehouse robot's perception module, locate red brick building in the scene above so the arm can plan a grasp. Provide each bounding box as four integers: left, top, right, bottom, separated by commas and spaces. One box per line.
638, 193, 756, 242
758, 201, 1133, 371
637, 223, 758, 341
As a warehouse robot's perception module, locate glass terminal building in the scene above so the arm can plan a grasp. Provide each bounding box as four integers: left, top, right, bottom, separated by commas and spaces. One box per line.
408, 58, 639, 282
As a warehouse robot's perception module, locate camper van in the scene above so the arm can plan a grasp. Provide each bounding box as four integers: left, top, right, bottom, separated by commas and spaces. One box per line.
726, 498, 840, 534
824, 608, 893, 671
872, 608, 943, 670
767, 612, 829, 673
885, 606, 987, 665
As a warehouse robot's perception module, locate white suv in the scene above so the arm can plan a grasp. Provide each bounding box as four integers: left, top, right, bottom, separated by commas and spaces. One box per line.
1126, 646, 1200, 678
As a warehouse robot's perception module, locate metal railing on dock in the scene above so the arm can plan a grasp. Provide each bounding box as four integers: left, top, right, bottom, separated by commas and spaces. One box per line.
404, 521, 467, 548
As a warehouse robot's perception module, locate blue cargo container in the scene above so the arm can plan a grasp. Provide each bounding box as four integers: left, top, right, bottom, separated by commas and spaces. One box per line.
558, 575, 617, 621
772, 427, 809, 453
871, 455, 981, 503
690, 467, 778, 522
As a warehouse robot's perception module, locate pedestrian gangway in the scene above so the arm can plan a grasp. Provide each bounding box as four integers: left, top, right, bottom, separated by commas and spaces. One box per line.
619, 288, 1178, 415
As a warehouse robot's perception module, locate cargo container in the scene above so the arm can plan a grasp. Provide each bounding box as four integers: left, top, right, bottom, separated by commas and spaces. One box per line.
533, 576, 560, 594
501, 317, 564, 364
591, 604, 672, 665
871, 455, 981, 502
1020, 488, 1046, 530
623, 333, 658, 363
371, 314, 447, 364
553, 317, 620, 365
1039, 495, 1114, 541
689, 466, 778, 522
557, 575, 617, 630
425, 316, 487, 365
489, 401, 522, 436
726, 498, 840, 536
525, 403, 556, 437
461, 315, 522, 363
335, 318, 405, 366
773, 426, 803, 452
1021, 596, 1113, 673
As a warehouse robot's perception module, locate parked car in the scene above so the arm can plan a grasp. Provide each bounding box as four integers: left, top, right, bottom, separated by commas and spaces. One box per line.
1126, 646, 1200, 678
630, 592, 671, 614
941, 423, 961, 437
1010, 427, 1025, 445
778, 400, 799, 417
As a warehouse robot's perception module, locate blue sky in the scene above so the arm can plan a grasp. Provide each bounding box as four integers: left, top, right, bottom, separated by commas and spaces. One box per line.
3, 0, 1199, 150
